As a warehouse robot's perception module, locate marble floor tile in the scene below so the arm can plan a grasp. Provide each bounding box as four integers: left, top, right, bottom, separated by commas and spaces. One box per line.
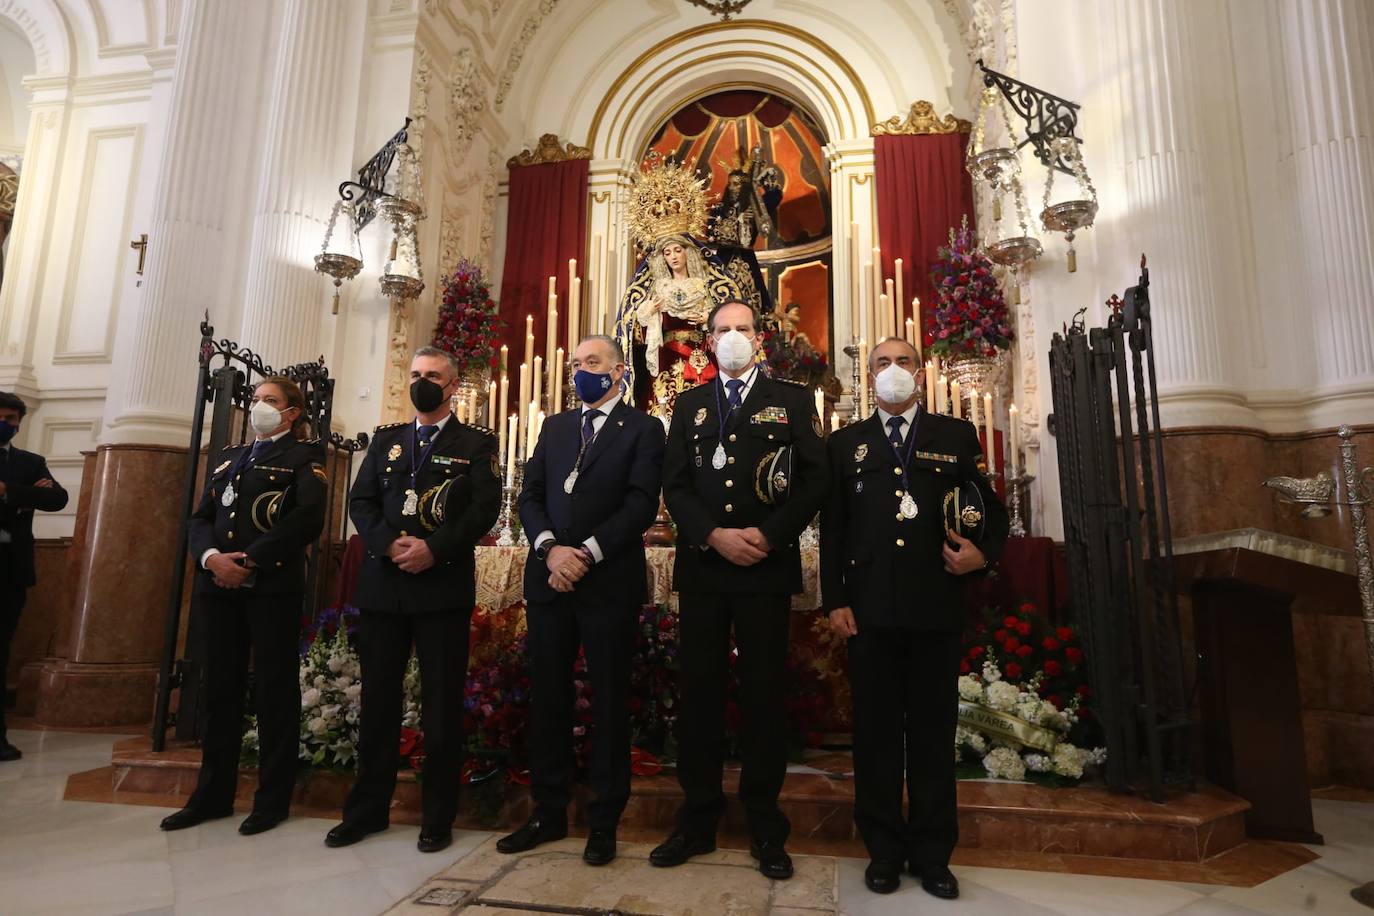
0, 858, 174, 915
1209, 862, 1368, 916
1161, 899, 1267, 915
955, 864, 1206, 916
835, 857, 1060, 915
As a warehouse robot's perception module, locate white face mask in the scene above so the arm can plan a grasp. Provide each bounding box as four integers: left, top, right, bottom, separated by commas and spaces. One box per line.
873, 363, 917, 404
249, 400, 286, 437
714, 329, 755, 372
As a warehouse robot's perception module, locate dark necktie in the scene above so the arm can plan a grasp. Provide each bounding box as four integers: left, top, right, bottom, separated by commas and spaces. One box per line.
725, 378, 745, 411
581, 409, 601, 447
248, 439, 269, 464
887, 415, 906, 448
418, 424, 439, 448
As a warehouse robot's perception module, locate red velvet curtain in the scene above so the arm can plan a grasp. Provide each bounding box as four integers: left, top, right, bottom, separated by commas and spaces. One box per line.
874, 133, 975, 341
498, 159, 589, 364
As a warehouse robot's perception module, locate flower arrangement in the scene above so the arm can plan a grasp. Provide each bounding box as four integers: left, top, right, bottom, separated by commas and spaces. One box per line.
760, 327, 828, 386
432, 258, 504, 376
923, 218, 1014, 359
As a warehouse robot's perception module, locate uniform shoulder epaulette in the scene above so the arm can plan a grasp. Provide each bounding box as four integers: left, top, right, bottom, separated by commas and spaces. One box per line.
302, 436, 322, 445
772, 376, 807, 388
463, 421, 496, 437
222, 442, 248, 451
374, 421, 408, 432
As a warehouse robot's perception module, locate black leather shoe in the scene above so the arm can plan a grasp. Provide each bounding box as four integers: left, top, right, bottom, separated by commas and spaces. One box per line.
750, 840, 793, 880
0, 740, 21, 762
582, 829, 617, 866
917, 864, 960, 899
864, 860, 902, 894
238, 811, 285, 836
159, 807, 232, 831
417, 827, 452, 853
496, 816, 568, 854
649, 832, 715, 867
324, 822, 384, 848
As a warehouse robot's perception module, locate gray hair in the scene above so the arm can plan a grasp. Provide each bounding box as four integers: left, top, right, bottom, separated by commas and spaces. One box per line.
413, 346, 461, 378
867, 336, 920, 373
578, 334, 625, 363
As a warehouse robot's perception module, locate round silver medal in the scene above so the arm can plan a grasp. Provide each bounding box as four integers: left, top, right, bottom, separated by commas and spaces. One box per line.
563, 470, 578, 494
900, 492, 918, 518
220, 481, 236, 507
712, 444, 727, 470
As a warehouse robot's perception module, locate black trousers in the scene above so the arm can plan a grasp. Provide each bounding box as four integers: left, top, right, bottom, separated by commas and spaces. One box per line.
343, 608, 470, 830
0, 557, 26, 744
186, 591, 303, 818
526, 594, 637, 831
675, 590, 791, 844
848, 626, 961, 866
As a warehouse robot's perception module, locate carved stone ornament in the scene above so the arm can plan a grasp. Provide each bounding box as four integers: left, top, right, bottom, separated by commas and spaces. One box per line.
871, 100, 972, 136
506, 133, 592, 169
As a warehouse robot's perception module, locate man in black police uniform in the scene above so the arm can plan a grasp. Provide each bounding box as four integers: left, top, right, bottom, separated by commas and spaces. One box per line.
821, 337, 1008, 898
497, 334, 664, 866
651, 300, 828, 880
0, 392, 68, 762
326, 347, 501, 853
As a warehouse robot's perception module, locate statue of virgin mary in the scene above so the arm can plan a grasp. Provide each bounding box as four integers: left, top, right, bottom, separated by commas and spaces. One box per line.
614, 154, 739, 417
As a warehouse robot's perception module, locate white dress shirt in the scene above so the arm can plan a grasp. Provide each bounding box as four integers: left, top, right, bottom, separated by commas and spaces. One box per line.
534, 402, 614, 563
876, 401, 921, 446
719, 363, 760, 409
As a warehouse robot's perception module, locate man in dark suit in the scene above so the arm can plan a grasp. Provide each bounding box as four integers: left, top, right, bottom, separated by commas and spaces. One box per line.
325, 347, 501, 853
497, 334, 664, 866
650, 300, 828, 880
821, 336, 1008, 899
0, 392, 68, 762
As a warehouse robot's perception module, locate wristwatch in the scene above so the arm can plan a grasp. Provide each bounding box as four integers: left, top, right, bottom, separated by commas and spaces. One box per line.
534, 540, 554, 562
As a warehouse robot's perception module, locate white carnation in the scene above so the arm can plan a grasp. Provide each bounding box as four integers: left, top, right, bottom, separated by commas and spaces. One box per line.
1023, 753, 1050, 772
344, 683, 362, 702
957, 676, 984, 702
308, 716, 328, 735
1051, 744, 1087, 779
981, 660, 1003, 683
301, 688, 321, 708
983, 746, 1026, 781
327, 656, 344, 673
985, 680, 1020, 712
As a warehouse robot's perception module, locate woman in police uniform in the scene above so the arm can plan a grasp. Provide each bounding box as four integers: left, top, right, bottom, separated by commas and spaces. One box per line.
160, 376, 327, 836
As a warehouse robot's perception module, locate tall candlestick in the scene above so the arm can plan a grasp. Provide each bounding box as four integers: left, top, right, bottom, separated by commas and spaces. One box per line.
498, 374, 509, 459
969, 386, 979, 430
532, 355, 543, 415
950, 380, 962, 419
568, 259, 580, 353
524, 315, 534, 374
1009, 403, 1020, 477
885, 278, 896, 340
858, 338, 870, 417
937, 374, 948, 414
545, 286, 558, 377
984, 393, 995, 474
505, 414, 517, 485
912, 298, 922, 360
878, 294, 889, 341
871, 247, 882, 339
518, 362, 530, 456
525, 401, 538, 459
894, 259, 904, 338
925, 360, 936, 413
553, 347, 564, 410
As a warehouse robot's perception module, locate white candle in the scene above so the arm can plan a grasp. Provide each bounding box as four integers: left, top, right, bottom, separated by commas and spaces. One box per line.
1009, 403, 1020, 477
872, 247, 882, 339
525, 400, 539, 459
937, 374, 948, 414
524, 316, 534, 376
878, 294, 889, 341
894, 259, 904, 339
950, 380, 962, 419
860, 262, 872, 344
885, 278, 896, 340
486, 382, 495, 426
517, 362, 530, 456
568, 259, 580, 354
532, 355, 543, 416
553, 347, 564, 411
925, 360, 936, 413
814, 387, 825, 424
591, 236, 603, 334
984, 392, 996, 474
969, 385, 979, 430
505, 414, 517, 484
912, 297, 922, 360
498, 374, 509, 458
545, 306, 558, 380
455, 398, 466, 425
905, 317, 915, 348
831, 410, 840, 433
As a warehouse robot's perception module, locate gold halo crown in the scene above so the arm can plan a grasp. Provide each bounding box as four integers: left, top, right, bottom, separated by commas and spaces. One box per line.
627, 152, 709, 248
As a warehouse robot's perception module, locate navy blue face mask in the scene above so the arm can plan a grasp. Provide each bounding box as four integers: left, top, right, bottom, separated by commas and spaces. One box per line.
573, 369, 617, 404
0, 420, 16, 446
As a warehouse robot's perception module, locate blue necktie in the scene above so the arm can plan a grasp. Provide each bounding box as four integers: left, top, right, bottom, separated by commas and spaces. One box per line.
581, 409, 601, 447
887, 416, 906, 448
418, 424, 439, 447
725, 378, 744, 411
248, 439, 269, 463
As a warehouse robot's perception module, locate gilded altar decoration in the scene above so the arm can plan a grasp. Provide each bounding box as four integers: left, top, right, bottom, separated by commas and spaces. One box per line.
505, 132, 592, 169
870, 100, 972, 136
614, 153, 739, 417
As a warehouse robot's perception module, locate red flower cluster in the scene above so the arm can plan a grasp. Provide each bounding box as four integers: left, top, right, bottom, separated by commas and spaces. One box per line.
432, 258, 505, 377
924, 220, 1013, 359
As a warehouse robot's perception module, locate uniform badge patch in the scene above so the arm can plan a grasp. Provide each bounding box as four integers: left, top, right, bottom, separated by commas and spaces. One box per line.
854, 443, 869, 463
213, 460, 232, 475
387, 443, 403, 461
694, 407, 708, 427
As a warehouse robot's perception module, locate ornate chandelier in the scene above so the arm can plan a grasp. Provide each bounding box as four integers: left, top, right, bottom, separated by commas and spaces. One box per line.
681, 0, 754, 21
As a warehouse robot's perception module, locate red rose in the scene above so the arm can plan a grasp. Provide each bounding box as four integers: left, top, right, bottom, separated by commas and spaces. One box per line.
1003, 615, 1019, 628
1003, 636, 1020, 652
968, 645, 986, 660
994, 629, 1008, 642
1004, 662, 1023, 679
1065, 647, 1084, 665
1016, 644, 1033, 658
1076, 684, 1091, 697
1020, 602, 1037, 614
959, 659, 971, 674
1042, 637, 1061, 652
1056, 627, 1074, 642
1043, 660, 1062, 676
1016, 621, 1032, 637
1047, 693, 1061, 707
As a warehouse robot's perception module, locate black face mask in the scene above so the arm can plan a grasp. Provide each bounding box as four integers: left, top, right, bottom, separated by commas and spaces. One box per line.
410, 377, 447, 413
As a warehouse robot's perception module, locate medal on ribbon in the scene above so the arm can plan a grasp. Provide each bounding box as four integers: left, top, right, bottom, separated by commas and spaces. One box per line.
220, 480, 236, 507
402, 487, 419, 516
900, 491, 919, 518
563, 470, 578, 494
712, 443, 727, 470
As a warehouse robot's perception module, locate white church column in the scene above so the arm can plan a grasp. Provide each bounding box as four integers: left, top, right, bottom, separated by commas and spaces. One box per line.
826, 139, 876, 418
1103, 0, 1256, 427
1275, 0, 1374, 409
238, 0, 359, 370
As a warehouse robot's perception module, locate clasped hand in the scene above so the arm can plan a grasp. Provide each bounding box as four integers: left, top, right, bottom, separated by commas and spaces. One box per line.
707, 527, 770, 566
942, 531, 986, 575
387, 535, 436, 573
546, 545, 589, 593
207, 551, 254, 589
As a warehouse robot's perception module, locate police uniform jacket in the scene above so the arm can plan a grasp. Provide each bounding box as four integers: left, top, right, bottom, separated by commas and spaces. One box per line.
820, 410, 1009, 632
349, 417, 501, 614
188, 436, 328, 597
0, 445, 70, 588
663, 372, 828, 595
